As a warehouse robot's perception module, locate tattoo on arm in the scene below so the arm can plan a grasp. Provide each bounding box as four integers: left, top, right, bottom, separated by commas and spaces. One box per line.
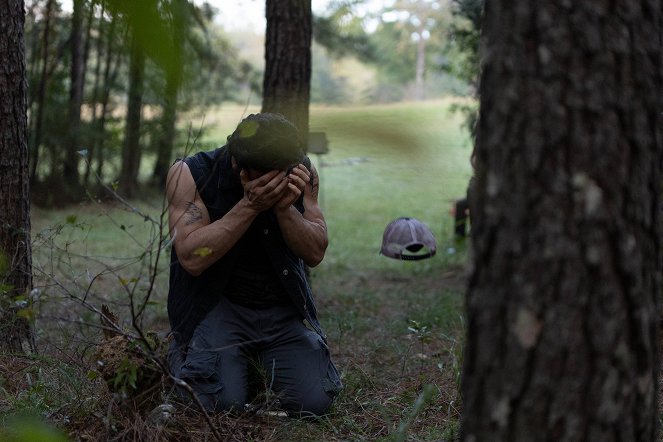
184, 202, 203, 225
309, 168, 320, 199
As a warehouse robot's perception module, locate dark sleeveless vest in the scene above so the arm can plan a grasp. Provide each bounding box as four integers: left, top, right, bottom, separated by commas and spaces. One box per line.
167, 147, 326, 346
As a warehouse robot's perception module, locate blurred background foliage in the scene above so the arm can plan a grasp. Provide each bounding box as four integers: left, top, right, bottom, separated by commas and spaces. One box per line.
24, 0, 482, 206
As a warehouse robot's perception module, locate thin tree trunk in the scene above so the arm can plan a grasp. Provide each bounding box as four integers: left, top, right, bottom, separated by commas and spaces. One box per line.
461, 1, 662, 440
29, 0, 55, 183
63, 0, 86, 192
26, 1, 40, 173
95, 12, 119, 181
119, 32, 144, 197
414, 25, 425, 101
82, 3, 94, 79
262, 0, 312, 143
152, 71, 179, 187
26, 0, 41, 111
0, 0, 36, 354
85, 0, 106, 186
152, 0, 184, 188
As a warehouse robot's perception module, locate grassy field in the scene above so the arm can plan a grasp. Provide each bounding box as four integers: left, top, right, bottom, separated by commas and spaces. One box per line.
5, 99, 474, 441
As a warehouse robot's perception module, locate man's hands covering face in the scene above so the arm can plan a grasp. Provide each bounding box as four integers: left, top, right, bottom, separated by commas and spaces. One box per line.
240, 169, 289, 212
274, 164, 310, 211
240, 164, 310, 212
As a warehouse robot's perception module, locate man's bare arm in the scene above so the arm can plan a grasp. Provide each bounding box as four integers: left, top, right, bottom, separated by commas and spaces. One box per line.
183, 202, 203, 225
274, 164, 328, 267
166, 161, 287, 276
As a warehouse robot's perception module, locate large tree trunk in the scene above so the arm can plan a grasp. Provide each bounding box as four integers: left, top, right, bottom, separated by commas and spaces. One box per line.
0, 0, 36, 354
461, 1, 662, 441
119, 32, 144, 198
262, 0, 312, 142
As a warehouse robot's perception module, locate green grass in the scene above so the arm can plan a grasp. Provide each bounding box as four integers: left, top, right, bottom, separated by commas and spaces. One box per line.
309, 100, 473, 273
10, 99, 473, 441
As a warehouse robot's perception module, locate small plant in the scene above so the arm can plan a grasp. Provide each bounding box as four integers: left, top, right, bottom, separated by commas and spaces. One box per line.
408, 319, 432, 376
112, 356, 139, 396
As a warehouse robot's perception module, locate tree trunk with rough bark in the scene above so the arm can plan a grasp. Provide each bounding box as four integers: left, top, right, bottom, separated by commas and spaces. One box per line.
0, 0, 36, 354
262, 0, 312, 142
461, 1, 662, 441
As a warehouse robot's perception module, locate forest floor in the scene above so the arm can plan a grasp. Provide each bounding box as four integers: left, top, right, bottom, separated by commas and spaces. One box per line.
0, 254, 468, 442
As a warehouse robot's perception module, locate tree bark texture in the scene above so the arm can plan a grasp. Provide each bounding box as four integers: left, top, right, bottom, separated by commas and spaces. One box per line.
0, 0, 36, 353
262, 0, 312, 142
462, 1, 662, 441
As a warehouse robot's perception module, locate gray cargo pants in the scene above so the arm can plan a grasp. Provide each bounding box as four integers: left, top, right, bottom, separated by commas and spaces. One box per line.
168, 296, 337, 417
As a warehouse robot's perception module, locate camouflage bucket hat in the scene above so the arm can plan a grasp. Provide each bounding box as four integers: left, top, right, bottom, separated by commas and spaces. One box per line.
380, 217, 437, 261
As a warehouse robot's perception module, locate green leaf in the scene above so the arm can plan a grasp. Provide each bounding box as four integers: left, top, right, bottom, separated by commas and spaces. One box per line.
128, 365, 138, 389
2, 416, 69, 442
65, 215, 77, 224
87, 370, 99, 380
119, 277, 139, 286
193, 247, 213, 257
17, 308, 35, 322
238, 120, 259, 138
